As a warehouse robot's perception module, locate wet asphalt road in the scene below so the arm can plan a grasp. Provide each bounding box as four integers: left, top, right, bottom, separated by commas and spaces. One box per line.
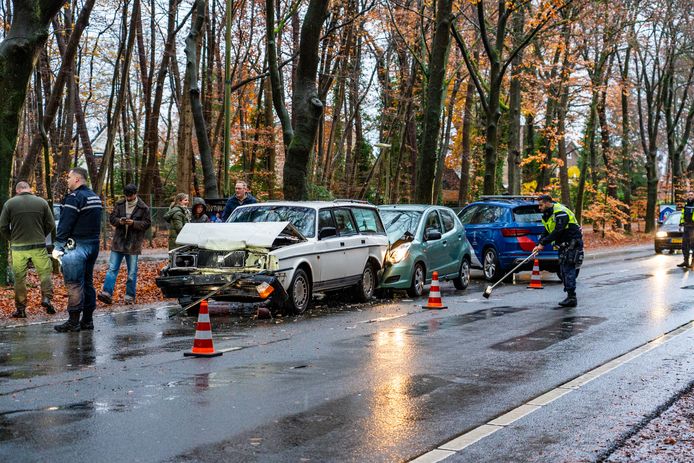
2, 246, 694, 462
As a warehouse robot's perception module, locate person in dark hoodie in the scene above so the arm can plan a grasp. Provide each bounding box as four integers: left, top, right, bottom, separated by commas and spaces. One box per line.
98, 184, 151, 305
190, 197, 210, 223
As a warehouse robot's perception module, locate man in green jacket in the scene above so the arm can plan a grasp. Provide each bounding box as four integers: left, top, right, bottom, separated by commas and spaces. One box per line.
0, 181, 56, 318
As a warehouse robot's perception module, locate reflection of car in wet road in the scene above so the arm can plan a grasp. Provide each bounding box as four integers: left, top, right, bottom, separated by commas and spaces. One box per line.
378, 205, 473, 297
156, 201, 389, 314
458, 196, 560, 281
655, 211, 682, 253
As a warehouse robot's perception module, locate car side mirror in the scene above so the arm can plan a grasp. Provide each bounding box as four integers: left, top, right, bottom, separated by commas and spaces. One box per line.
319, 227, 337, 240
425, 229, 442, 241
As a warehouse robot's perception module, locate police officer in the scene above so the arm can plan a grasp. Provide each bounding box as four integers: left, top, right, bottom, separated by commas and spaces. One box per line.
677, 191, 694, 268
53, 168, 103, 332
533, 194, 584, 307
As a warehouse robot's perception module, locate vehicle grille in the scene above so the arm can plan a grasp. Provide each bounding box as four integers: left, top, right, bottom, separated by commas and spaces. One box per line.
197, 250, 246, 268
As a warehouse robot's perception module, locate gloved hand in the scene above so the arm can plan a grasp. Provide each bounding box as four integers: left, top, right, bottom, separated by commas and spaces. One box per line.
51, 249, 64, 260
679, 225, 684, 232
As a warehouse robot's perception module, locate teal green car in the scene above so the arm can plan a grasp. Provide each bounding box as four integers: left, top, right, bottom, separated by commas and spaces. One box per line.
378, 205, 473, 297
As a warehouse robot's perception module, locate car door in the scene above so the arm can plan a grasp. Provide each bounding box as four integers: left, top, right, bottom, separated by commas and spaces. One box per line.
334, 208, 367, 280
421, 210, 447, 277
458, 205, 484, 262
439, 208, 463, 275
314, 208, 342, 287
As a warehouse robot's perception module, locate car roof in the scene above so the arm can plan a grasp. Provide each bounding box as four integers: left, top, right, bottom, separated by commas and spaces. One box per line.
465, 196, 539, 208
378, 204, 444, 212
235, 200, 378, 210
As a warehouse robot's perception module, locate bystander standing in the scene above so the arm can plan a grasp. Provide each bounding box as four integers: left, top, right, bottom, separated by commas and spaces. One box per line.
98, 184, 151, 305
221, 181, 257, 221
0, 181, 56, 318
164, 193, 191, 250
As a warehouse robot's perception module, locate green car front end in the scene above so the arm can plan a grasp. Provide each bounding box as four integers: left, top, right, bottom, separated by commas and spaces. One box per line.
378, 205, 473, 297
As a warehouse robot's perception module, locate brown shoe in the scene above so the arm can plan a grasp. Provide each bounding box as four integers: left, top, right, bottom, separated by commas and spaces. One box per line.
42, 297, 56, 315
97, 291, 113, 305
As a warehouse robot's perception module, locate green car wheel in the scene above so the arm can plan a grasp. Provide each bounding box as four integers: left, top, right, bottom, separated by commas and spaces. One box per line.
407, 263, 426, 298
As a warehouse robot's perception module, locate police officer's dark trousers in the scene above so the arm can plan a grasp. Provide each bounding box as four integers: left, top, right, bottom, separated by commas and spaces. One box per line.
682, 227, 694, 265
558, 238, 583, 299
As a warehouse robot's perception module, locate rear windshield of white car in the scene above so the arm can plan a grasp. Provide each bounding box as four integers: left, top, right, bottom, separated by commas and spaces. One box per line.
513, 206, 543, 223
380, 210, 423, 242
228, 205, 316, 237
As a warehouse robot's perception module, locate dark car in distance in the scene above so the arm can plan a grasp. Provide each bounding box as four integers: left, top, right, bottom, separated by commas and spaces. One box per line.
655, 211, 682, 253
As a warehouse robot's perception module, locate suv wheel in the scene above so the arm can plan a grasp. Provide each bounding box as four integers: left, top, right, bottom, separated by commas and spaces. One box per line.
453, 257, 471, 290
355, 263, 376, 302
407, 263, 426, 297
483, 248, 503, 281
288, 269, 311, 314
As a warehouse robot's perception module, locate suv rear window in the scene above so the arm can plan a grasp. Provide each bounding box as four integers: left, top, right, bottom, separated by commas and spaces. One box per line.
513, 206, 543, 223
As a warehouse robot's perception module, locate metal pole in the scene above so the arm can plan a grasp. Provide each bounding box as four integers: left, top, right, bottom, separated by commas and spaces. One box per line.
222, 0, 233, 197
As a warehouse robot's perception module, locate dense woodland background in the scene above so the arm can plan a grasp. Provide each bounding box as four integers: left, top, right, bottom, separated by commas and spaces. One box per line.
0, 0, 692, 233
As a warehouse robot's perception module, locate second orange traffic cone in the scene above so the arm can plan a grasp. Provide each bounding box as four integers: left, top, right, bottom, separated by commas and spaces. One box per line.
423, 271, 448, 309
527, 259, 543, 289
184, 300, 223, 357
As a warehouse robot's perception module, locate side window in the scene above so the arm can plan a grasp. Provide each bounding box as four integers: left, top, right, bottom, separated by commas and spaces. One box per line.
351, 208, 384, 234
477, 206, 505, 224
458, 206, 478, 224
333, 208, 357, 236
440, 209, 456, 233
424, 211, 442, 233
318, 209, 336, 233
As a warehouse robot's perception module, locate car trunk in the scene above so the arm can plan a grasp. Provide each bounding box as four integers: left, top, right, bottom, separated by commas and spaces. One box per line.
505, 205, 548, 252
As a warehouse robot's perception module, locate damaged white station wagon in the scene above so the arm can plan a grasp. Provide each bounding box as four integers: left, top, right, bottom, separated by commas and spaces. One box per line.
156, 201, 389, 314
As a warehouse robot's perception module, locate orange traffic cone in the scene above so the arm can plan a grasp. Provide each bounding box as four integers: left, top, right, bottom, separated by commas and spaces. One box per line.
423, 271, 448, 309
527, 259, 543, 289
184, 300, 223, 357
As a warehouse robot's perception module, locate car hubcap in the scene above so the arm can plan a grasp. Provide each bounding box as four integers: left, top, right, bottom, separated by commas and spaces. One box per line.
363, 267, 374, 297
293, 276, 308, 308
414, 266, 424, 295
460, 261, 470, 286
484, 251, 496, 278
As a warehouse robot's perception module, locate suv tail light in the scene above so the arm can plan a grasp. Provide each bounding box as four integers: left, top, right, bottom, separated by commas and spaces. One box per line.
501, 228, 530, 237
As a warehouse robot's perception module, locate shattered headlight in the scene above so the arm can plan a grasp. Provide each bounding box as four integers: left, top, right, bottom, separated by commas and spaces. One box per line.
388, 243, 412, 264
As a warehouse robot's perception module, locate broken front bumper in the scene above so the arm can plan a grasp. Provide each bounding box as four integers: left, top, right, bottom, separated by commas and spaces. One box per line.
156, 269, 288, 309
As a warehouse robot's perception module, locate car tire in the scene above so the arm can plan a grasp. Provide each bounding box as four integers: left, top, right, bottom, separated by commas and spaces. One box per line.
288, 268, 311, 314
407, 263, 426, 298
453, 257, 471, 290
483, 247, 503, 282
355, 263, 376, 302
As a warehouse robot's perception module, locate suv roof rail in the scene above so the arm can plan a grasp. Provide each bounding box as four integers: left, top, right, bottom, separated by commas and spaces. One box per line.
333, 199, 372, 205
479, 195, 539, 202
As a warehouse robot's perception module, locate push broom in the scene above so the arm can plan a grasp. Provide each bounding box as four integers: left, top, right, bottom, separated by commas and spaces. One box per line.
482, 250, 539, 299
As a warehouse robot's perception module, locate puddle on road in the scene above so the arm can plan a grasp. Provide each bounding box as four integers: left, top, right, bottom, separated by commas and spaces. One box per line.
0, 400, 96, 443
492, 316, 606, 351
590, 274, 652, 287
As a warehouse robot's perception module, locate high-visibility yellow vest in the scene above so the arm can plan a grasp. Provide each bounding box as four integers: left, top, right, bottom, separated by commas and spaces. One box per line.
542, 203, 578, 233
680, 204, 694, 225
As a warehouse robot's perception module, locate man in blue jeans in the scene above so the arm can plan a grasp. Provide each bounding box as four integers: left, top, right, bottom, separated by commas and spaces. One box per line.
53, 168, 103, 332
98, 184, 151, 305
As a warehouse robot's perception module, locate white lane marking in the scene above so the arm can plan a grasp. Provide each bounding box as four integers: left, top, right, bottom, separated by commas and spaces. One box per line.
218, 346, 244, 353
358, 314, 409, 324
411, 320, 694, 461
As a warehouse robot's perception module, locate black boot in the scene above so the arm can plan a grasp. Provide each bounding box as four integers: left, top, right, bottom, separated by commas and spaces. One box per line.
54, 311, 81, 332
558, 291, 577, 308
11, 306, 26, 318
677, 260, 689, 268
80, 310, 94, 330
42, 297, 56, 315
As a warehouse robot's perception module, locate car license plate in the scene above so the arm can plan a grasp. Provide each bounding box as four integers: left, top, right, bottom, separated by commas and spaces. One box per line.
672, 238, 682, 244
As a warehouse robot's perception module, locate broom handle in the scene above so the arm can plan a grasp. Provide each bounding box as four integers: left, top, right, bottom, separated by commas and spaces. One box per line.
487, 250, 539, 292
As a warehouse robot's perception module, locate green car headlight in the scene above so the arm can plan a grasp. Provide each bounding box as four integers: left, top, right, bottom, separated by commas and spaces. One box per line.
388, 243, 412, 264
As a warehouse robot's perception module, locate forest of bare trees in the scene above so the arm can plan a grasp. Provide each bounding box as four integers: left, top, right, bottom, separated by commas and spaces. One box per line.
0, 0, 693, 278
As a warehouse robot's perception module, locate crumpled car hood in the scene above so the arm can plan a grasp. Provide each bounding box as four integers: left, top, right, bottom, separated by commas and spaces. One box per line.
175, 222, 304, 250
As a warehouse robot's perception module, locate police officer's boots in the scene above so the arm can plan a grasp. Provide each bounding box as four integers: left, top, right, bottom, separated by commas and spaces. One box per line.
54, 312, 81, 332
558, 291, 577, 308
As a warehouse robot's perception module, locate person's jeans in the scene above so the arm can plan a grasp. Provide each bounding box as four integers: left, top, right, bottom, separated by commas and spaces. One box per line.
61, 239, 100, 314
102, 251, 139, 299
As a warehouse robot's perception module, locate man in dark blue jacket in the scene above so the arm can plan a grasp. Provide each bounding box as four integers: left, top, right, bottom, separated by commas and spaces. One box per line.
678, 191, 694, 268
221, 181, 257, 221
53, 168, 103, 332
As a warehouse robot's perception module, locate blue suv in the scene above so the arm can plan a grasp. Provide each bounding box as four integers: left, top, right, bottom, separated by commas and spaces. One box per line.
457, 196, 559, 281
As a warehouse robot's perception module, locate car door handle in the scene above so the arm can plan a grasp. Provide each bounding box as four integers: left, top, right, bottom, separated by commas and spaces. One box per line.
340, 242, 345, 247
361, 239, 365, 244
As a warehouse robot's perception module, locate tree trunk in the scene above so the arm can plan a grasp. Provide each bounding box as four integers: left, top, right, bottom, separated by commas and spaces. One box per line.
507, 8, 525, 195
458, 80, 475, 205
415, 0, 453, 203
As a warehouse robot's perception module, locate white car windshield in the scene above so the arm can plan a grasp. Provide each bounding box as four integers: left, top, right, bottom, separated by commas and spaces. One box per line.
664, 212, 681, 225
228, 205, 316, 237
